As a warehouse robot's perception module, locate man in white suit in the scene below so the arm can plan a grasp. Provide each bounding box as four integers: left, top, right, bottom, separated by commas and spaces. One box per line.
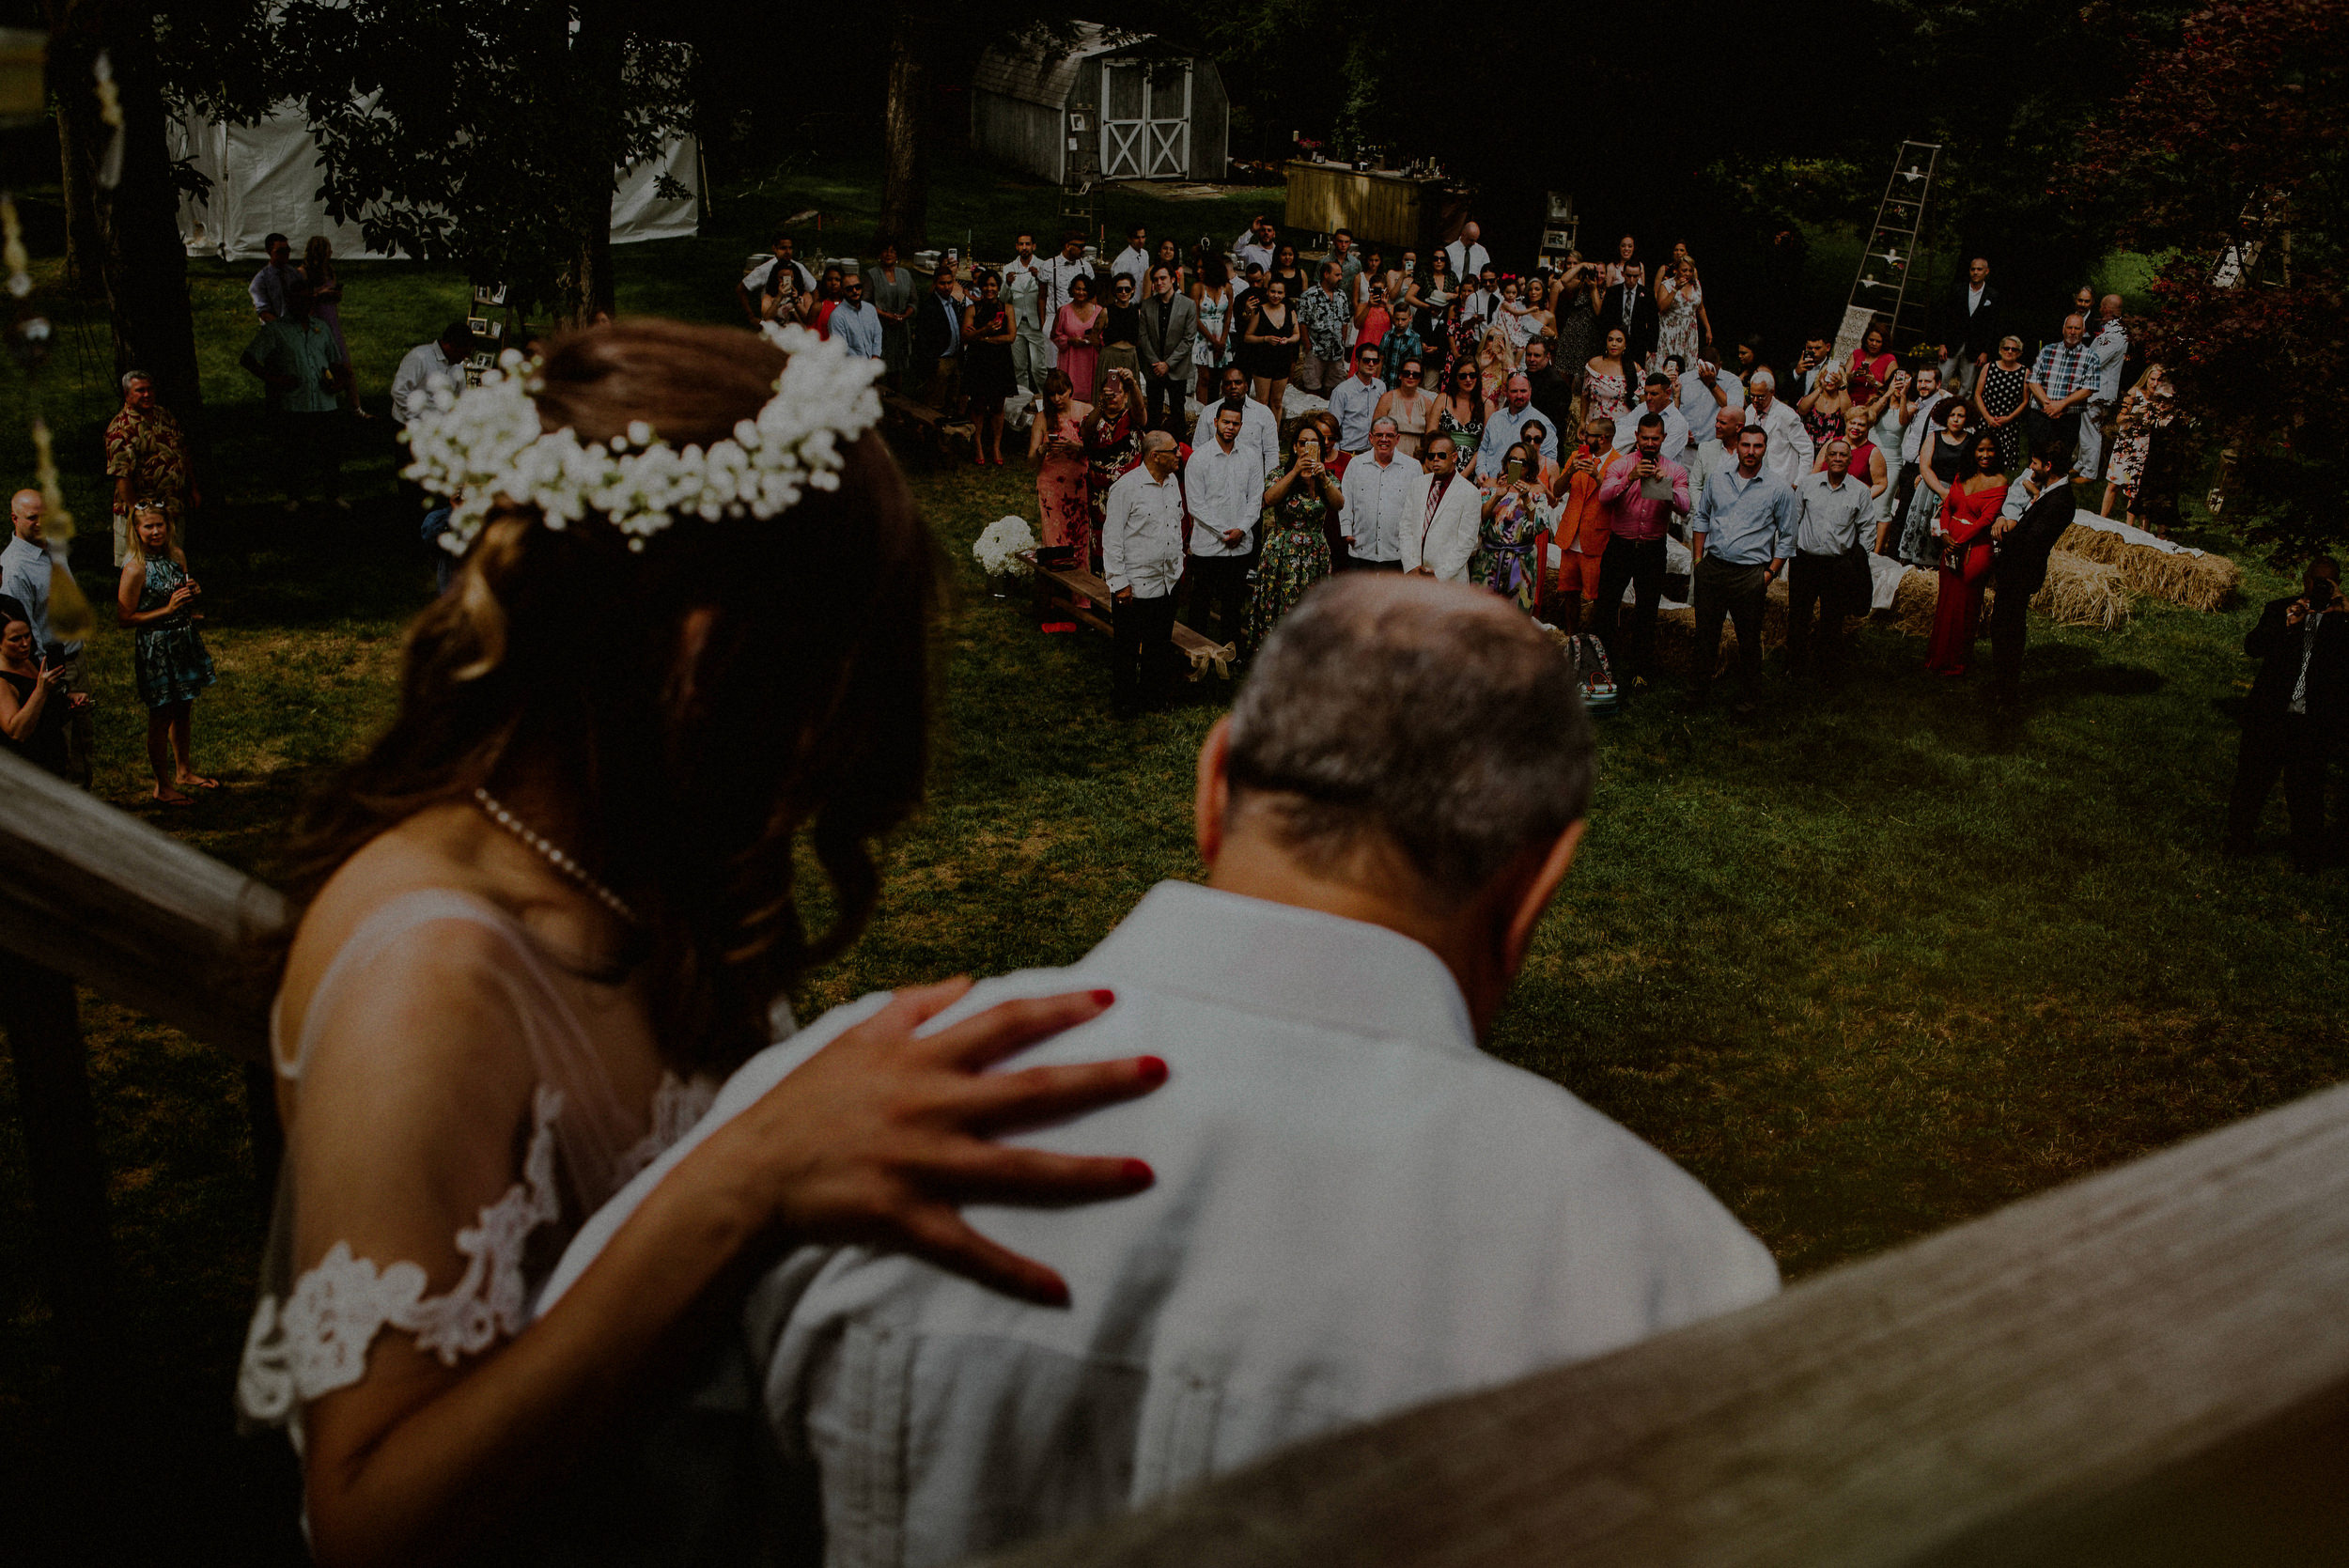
1402, 432, 1482, 582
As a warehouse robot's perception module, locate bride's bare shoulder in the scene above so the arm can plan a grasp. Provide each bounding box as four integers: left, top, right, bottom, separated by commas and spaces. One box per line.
278, 806, 510, 1039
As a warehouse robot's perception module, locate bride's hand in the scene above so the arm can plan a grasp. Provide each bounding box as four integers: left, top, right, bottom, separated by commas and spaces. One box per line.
702, 978, 1164, 1305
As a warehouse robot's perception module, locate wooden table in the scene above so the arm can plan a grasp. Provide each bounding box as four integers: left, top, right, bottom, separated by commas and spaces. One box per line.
1019, 550, 1237, 678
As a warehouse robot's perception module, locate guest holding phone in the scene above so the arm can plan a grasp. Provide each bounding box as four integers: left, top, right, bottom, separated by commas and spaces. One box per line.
0, 594, 77, 781
1476, 443, 1546, 612
1244, 426, 1343, 653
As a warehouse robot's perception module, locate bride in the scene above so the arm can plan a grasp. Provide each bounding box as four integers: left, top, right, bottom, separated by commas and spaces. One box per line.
235, 318, 1166, 1564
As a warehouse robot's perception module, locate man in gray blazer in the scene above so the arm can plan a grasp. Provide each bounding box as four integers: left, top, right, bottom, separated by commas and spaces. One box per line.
1138, 263, 1199, 433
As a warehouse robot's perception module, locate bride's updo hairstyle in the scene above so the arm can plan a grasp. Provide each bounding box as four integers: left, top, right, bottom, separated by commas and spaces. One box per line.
282, 318, 933, 1072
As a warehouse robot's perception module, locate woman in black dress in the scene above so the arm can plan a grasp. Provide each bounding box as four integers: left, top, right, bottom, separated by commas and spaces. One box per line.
1243, 275, 1302, 416
960, 270, 1017, 465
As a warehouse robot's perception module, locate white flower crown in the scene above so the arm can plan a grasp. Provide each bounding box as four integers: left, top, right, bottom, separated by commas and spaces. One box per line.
402, 323, 884, 555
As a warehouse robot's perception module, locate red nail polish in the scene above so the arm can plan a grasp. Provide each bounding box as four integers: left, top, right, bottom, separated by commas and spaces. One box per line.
1122, 1158, 1156, 1186
1040, 1278, 1071, 1308
1136, 1055, 1168, 1086
1091, 988, 1116, 1006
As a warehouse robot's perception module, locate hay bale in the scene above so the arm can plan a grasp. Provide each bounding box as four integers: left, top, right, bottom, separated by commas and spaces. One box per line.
2055, 522, 2240, 611
1647, 582, 1791, 675
1977, 551, 2131, 631
1887, 567, 1940, 638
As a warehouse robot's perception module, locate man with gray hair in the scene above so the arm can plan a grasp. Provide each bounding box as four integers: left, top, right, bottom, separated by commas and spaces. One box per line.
1100, 430, 1187, 718
548, 573, 1777, 1566
103, 368, 196, 564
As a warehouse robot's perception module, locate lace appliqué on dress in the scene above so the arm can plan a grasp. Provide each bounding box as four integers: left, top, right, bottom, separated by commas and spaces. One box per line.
616, 1071, 718, 1186
238, 1086, 565, 1430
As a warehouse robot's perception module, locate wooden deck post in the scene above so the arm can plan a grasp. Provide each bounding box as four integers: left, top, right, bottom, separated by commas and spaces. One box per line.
0, 961, 117, 1374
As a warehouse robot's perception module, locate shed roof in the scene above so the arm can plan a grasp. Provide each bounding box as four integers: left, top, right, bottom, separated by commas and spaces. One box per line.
971, 22, 1146, 109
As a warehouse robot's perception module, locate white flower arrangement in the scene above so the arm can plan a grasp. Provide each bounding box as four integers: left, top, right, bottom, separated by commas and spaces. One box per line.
972, 515, 1037, 578
400, 322, 884, 555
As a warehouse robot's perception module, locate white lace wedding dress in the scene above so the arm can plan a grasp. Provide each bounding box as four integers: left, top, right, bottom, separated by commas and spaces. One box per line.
236, 888, 716, 1453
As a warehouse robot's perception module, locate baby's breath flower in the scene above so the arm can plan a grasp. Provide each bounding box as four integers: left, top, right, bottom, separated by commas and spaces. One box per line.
400, 324, 884, 556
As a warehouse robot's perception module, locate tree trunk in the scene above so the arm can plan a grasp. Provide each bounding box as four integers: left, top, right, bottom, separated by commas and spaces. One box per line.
46, 3, 204, 421
50, 87, 104, 299
554, 1, 621, 325
876, 8, 931, 256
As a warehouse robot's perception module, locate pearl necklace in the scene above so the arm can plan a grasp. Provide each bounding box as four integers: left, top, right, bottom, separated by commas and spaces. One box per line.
473, 786, 643, 928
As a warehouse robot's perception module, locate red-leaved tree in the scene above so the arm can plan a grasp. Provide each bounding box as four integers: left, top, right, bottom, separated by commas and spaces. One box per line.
2063, 0, 2349, 560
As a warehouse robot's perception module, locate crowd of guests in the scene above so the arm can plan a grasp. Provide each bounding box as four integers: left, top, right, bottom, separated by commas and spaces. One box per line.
848, 218, 2134, 720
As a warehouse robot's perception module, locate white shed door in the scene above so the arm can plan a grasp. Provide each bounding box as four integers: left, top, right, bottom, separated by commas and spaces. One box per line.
1100, 63, 1190, 179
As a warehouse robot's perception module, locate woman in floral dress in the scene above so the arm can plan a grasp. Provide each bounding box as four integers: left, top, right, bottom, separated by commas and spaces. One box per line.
2103, 363, 2173, 525
1081, 368, 1145, 566
1582, 326, 1634, 426
1474, 442, 1547, 612
1243, 425, 1344, 655
1028, 367, 1094, 570
1653, 256, 1708, 373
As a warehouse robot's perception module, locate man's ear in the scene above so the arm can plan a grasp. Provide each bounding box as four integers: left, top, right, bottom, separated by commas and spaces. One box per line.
1501, 820, 1586, 980
1194, 716, 1234, 868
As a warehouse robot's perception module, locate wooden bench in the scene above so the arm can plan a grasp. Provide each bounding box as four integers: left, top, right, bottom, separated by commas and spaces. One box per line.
879, 389, 976, 459
1019, 550, 1237, 679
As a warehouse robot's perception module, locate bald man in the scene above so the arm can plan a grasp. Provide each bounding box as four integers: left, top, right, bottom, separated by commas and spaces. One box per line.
0, 489, 92, 783
548, 573, 1776, 1566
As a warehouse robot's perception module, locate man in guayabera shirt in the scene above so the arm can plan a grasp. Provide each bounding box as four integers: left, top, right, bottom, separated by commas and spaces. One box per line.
545, 573, 1778, 1568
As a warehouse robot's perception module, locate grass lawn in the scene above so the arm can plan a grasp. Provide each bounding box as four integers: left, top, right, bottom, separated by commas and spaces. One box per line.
2, 153, 2345, 1560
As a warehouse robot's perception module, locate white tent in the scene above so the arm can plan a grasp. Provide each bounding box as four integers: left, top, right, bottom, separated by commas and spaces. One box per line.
171, 105, 701, 260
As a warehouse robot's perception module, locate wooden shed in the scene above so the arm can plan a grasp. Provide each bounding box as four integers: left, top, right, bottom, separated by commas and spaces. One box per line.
971, 23, 1229, 185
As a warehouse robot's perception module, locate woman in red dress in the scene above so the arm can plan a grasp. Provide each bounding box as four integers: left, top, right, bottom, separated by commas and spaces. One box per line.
1926, 433, 2009, 675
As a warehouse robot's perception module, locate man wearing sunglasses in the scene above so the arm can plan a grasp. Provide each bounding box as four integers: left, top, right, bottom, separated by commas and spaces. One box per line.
1328, 341, 1388, 455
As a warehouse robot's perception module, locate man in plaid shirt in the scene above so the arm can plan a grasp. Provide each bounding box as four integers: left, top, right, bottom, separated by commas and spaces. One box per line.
2025, 313, 2099, 474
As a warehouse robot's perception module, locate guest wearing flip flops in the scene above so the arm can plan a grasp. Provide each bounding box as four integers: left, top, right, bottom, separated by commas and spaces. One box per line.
116, 500, 216, 803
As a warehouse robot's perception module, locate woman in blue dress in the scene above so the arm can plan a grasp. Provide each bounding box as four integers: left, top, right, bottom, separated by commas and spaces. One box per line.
116, 500, 217, 803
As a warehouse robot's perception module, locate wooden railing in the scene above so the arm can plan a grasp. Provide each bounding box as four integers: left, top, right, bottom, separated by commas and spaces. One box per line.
5, 746, 2346, 1559
0, 747, 284, 1374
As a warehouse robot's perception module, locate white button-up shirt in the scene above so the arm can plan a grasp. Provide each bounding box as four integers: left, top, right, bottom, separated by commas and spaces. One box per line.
1185, 439, 1268, 557
544, 881, 1776, 1568
1109, 244, 1152, 292
1742, 396, 1814, 487
1233, 233, 1274, 275
1042, 253, 1095, 320
1099, 464, 1185, 598
1191, 396, 1281, 481
1339, 450, 1423, 562
1444, 238, 1491, 279
390, 340, 463, 426
1326, 371, 1386, 452
1610, 400, 1694, 469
